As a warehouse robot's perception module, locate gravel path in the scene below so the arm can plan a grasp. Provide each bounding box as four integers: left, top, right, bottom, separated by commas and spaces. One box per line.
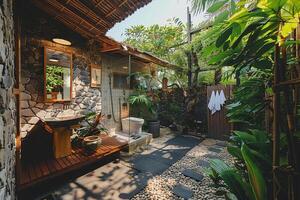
132, 138, 234, 200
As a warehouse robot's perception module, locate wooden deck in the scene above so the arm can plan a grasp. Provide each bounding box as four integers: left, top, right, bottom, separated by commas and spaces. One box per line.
18, 135, 127, 191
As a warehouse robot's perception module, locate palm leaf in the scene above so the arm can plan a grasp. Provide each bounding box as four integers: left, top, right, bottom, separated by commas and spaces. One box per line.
210, 159, 254, 199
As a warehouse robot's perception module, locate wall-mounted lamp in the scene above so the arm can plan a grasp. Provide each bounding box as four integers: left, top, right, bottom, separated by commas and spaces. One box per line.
122, 66, 128, 69
52, 38, 72, 46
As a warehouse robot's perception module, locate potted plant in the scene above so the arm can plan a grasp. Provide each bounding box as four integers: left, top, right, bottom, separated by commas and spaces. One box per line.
128, 89, 160, 138
71, 112, 108, 152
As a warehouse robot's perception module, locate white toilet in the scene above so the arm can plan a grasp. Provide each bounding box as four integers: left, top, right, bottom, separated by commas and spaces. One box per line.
121, 117, 144, 134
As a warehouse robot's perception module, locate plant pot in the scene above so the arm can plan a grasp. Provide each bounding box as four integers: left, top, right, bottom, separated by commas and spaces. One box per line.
83, 135, 102, 152
148, 120, 160, 138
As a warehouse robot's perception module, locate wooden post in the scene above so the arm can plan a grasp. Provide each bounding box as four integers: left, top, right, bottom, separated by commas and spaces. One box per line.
214, 69, 222, 85
273, 44, 281, 200
187, 7, 192, 88
52, 127, 72, 158
14, 0, 22, 189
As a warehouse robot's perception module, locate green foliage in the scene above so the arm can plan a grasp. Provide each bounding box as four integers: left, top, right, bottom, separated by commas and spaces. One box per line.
71, 112, 108, 147
157, 88, 185, 126
128, 89, 159, 122
128, 93, 153, 112
208, 129, 271, 200
209, 159, 254, 199
207, 0, 229, 13
191, 0, 300, 199
124, 21, 185, 62
226, 77, 271, 129
241, 144, 267, 200
46, 65, 64, 93
124, 20, 189, 87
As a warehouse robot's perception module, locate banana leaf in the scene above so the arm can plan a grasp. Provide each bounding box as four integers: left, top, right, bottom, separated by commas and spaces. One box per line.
227, 145, 243, 160
210, 159, 254, 200
241, 144, 267, 200
233, 131, 256, 143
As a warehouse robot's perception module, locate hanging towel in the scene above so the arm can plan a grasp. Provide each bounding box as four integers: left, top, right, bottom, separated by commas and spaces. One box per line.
215, 90, 221, 111
219, 90, 226, 106
208, 91, 216, 114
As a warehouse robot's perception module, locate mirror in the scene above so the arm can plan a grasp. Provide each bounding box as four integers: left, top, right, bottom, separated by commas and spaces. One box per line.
44, 47, 72, 102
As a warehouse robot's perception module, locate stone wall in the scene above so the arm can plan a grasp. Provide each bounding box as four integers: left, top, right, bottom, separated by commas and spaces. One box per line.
20, 38, 102, 138
20, 4, 151, 137
0, 0, 16, 199
19, 4, 104, 138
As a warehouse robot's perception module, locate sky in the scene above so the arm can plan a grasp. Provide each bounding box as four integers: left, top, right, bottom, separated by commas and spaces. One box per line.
106, 0, 205, 41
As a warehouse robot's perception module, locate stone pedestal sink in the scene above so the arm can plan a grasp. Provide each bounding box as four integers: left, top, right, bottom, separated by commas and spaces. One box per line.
44, 115, 84, 158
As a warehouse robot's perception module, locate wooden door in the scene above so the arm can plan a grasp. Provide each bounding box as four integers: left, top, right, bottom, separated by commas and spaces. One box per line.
207, 85, 234, 140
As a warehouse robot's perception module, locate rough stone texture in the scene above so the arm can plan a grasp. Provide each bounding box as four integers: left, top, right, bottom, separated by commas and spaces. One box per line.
20, 10, 103, 137
0, 0, 16, 199
132, 139, 233, 200
19, 7, 151, 138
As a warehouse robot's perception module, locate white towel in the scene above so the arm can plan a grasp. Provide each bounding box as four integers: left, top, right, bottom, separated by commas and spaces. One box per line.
219, 90, 226, 106
215, 91, 221, 111
208, 91, 216, 114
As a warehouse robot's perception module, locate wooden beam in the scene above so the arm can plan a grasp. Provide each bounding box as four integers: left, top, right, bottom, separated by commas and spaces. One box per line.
47, 0, 105, 34
100, 46, 122, 53
105, 0, 129, 18
65, 0, 113, 29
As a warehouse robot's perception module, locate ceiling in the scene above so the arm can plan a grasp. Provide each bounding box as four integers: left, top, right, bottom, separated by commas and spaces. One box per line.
31, 0, 152, 46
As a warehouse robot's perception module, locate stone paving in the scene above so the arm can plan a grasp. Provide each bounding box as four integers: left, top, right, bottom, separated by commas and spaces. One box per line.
132, 138, 232, 200
37, 135, 232, 200
40, 134, 201, 200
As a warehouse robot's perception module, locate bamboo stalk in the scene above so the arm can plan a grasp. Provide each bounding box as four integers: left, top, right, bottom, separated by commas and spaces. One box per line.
281, 45, 297, 167
273, 44, 281, 200
281, 40, 298, 200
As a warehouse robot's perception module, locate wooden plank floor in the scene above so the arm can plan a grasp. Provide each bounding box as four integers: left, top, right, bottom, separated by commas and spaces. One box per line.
18, 135, 127, 191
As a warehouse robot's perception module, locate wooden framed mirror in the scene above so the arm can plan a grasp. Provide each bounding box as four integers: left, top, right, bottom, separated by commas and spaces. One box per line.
44, 47, 72, 102
90, 64, 101, 88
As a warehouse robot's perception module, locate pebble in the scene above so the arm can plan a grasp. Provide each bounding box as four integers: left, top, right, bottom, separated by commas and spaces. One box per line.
132, 139, 234, 200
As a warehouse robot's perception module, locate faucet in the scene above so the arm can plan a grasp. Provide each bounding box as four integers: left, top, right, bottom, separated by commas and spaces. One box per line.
51, 108, 63, 117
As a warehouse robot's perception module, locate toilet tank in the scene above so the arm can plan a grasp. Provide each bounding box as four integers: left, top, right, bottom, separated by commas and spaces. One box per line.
121, 117, 144, 134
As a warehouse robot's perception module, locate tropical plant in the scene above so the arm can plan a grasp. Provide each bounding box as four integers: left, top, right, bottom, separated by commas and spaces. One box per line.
207, 129, 272, 200
128, 89, 159, 122
124, 19, 191, 88
191, 0, 300, 199
226, 76, 271, 129
71, 112, 108, 147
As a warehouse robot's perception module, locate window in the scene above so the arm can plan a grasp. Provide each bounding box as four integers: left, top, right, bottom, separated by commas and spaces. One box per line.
113, 73, 129, 89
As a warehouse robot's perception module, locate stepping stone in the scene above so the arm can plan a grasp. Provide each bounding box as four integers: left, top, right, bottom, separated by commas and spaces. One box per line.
216, 141, 227, 147
173, 184, 193, 199
119, 185, 145, 199
130, 157, 169, 175
208, 147, 222, 153
182, 169, 204, 182
198, 160, 210, 168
